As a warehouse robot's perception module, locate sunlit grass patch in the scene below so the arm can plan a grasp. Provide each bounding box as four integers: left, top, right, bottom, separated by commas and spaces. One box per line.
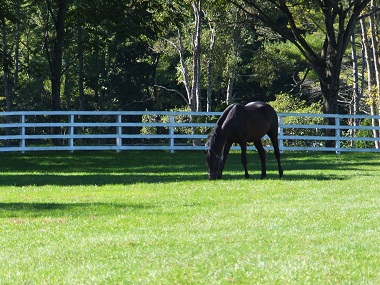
0, 151, 380, 284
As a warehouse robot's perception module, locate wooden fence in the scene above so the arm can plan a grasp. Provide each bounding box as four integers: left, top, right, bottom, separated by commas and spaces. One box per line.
0, 111, 379, 153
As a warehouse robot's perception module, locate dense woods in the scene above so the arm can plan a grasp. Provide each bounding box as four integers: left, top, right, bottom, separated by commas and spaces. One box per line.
0, 0, 379, 117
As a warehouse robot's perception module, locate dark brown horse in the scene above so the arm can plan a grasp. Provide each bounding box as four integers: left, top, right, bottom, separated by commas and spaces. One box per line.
205, 102, 283, 180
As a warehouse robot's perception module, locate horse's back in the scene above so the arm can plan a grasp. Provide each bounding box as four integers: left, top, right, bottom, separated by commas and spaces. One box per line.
246, 101, 277, 125
244, 101, 276, 117
223, 101, 278, 141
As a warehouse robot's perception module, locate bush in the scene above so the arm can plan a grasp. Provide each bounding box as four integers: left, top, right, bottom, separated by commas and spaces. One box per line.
270, 92, 324, 147
140, 107, 217, 145
354, 119, 376, 149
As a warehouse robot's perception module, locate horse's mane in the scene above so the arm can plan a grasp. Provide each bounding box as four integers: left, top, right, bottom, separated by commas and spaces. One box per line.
206, 125, 220, 148
206, 103, 238, 149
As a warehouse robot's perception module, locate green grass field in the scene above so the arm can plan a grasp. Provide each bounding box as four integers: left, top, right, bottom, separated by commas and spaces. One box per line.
0, 150, 379, 284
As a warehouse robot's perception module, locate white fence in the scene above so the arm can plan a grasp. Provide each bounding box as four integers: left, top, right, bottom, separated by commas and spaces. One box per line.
0, 111, 379, 153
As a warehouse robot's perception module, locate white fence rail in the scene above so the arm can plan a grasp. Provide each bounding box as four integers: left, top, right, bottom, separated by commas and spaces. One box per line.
0, 111, 379, 153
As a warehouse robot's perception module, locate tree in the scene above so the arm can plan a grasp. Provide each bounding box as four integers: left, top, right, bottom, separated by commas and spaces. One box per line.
192, 1, 202, 111
4, 0, 376, 115
154, 1, 260, 111
44, 0, 70, 111
0, 0, 17, 112
233, 1, 370, 113
1, 7, 11, 111
349, 26, 362, 144
155, 0, 204, 112
359, 0, 380, 148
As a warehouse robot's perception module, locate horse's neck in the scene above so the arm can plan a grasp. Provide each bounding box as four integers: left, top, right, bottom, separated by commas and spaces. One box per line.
211, 140, 224, 156
211, 126, 229, 156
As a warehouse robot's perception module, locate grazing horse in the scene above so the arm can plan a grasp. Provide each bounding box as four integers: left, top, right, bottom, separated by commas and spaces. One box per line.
205, 101, 283, 180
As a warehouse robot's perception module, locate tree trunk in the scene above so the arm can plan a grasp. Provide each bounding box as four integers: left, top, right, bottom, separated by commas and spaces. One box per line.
1, 14, 12, 146
98, 51, 107, 110
369, 0, 380, 128
49, 0, 69, 112
351, 32, 360, 117
14, 0, 21, 105
350, 31, 360, 147
1, 16, 11, 112
192, 1, 202, 112
78, 24, 85, 111
206, 16, 215, 112
206, 61, 212, 112
63, 74, 71, 110
176, 28, 192, 109
360, 16, 379, 148
320, 76, 339, 148
317, 45, 341, 147
226, 75, 235, 105
369, 0, 380, 88
45, 0, 69, 145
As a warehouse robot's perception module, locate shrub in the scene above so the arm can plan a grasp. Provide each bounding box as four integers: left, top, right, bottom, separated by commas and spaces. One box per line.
140, 107, 217, 145
354, 119, 376, 149
270, 92, 324, 147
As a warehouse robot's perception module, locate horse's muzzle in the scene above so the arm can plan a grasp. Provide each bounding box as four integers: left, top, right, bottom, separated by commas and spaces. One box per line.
208, 174, 220, 180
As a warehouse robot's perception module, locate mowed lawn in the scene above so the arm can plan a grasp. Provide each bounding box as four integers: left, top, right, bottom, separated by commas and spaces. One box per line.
0, 150, 379, 284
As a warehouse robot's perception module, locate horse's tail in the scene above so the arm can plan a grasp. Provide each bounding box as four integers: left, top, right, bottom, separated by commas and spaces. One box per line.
264, 104, 279, 137
266, 104, 283, 178
216, 103, 239, 128
271, 107, 279, 131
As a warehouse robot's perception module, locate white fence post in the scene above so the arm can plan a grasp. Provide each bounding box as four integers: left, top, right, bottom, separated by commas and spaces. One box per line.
278, 115, 284, 153
20, 114, 26, 153
335, 115, 341, 154
69, 114, 75, 153
169, 114, 175, 153
116, 114, 122, 152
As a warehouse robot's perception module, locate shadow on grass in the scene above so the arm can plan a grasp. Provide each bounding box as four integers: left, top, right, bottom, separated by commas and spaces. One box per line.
0, 202, 155, 218
0, 173, 207, 186
0, 151, 378, 186
221, 173, 346, 181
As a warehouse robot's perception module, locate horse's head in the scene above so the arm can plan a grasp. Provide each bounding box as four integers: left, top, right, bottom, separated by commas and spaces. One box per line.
205, 149, 223, 180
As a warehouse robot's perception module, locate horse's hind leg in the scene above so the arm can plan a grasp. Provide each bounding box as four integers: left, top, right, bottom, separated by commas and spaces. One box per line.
268, 131, 283, 178
254, 140, 266, 179
239, 142, 250, 179
273, 143, 283, 178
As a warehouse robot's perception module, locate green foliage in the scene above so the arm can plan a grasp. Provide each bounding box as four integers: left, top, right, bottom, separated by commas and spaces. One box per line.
271, 92, 324, 147
0, 0, 373, 113
354, 119, 376, 149
141, 106, 192, 136
141, 107, 216, 144
1, 151, 380, 284
252, 32, 323, 89
271, 92, 322, 113
251, 40, 308, 97
1, 0, 162, 111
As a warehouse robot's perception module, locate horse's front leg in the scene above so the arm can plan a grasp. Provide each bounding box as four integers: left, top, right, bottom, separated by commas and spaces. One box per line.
219, 142, 232, 178
254, 140, 266, 179
240, 142, 250, 179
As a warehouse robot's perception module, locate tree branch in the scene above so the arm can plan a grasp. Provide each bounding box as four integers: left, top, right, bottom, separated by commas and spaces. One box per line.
154, 85, 189, 106
290, 67, 312, 93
